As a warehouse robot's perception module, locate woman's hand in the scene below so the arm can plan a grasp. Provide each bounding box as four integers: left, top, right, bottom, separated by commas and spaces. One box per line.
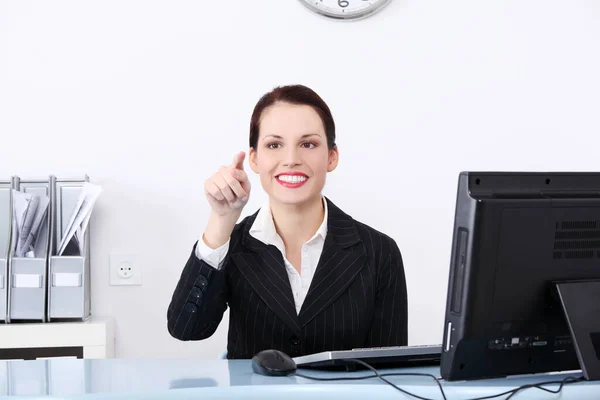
204, 151, 251, 217
202, 151, 251, 249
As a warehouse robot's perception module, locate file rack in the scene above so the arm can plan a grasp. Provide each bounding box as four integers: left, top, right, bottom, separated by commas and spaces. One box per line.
0, 176, 92, 323
9, 177, 51, 322
48, 176, 91, 322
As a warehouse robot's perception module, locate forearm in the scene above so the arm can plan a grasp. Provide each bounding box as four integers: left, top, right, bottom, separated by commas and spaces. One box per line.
167, 245, 229, 340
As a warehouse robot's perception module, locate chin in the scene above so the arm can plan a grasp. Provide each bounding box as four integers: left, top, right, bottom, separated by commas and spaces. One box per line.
270, 188, 320, 206
272, 195, 310, 206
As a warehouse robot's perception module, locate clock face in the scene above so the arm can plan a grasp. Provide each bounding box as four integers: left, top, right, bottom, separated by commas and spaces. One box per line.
299, 0, 392, 20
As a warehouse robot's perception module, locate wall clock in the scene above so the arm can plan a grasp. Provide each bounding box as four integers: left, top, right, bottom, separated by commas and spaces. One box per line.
299, 0, 392, 20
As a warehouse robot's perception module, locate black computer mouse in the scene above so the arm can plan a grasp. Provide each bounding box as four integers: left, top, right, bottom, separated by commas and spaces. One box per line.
252, 349, 297, 376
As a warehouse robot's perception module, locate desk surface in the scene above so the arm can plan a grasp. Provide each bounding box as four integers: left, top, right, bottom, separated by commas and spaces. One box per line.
0, 358, 597, 399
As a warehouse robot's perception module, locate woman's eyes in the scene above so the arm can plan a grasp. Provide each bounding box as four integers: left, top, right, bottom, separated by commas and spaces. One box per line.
267, 142, 317, 149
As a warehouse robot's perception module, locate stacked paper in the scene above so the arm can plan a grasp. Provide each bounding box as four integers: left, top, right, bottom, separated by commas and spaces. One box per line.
57, 182, 102, 256
12, 190, 50, 258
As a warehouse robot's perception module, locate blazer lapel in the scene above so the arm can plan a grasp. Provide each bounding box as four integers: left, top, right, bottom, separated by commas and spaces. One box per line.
232, 222, 300, 334
298, 198, 366, 328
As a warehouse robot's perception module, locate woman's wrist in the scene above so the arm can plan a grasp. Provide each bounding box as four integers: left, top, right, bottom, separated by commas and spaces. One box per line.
203, 211, 240, 249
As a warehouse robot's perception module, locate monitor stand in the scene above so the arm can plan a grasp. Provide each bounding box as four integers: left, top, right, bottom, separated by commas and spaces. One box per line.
555, 280, 600, 381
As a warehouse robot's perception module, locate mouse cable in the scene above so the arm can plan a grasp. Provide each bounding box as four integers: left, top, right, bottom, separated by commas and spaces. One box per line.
293, 358, 583, 400
467, 375, 584, 400
294, 358, 446, 400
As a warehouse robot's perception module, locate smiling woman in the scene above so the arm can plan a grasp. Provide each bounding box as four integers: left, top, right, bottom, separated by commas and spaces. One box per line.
166, 84, 408, 359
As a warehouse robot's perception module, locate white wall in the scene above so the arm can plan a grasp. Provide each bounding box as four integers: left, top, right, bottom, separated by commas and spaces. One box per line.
1, 0, 599, 359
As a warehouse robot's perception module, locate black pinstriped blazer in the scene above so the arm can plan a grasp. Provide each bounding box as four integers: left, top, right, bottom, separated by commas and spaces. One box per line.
167, 197, 408, 359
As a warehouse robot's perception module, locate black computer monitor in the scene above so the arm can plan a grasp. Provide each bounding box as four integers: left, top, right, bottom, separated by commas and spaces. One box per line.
441, 172, 600, 381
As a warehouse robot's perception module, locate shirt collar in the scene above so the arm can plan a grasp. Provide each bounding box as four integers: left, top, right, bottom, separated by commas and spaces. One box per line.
250, 196, 328, 245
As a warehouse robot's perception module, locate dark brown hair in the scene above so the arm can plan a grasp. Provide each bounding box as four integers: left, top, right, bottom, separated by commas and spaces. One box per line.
249, 84, 336, 150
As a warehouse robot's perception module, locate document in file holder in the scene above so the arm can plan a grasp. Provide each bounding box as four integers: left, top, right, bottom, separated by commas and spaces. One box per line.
11, 189, 49, 258
57, 182, 102, 256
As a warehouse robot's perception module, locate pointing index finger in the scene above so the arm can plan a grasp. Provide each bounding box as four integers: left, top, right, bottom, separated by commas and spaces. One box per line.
231, 151, 246, 170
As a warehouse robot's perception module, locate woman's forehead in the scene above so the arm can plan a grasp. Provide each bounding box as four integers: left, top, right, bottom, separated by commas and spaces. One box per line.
259, 103, 325, 138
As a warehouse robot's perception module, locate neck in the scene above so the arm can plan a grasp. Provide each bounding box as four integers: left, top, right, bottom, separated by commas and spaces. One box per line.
270, 196, 325, 248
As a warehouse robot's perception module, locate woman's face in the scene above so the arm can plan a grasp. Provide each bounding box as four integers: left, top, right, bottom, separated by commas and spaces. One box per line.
249, 101, 338, 207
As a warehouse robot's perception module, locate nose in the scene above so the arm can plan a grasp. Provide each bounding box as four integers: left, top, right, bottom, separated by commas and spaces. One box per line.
282, 146, 301, 168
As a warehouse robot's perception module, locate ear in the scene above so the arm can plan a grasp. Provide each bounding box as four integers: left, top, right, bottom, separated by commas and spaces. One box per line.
249, 147, 259, 174
327, 145, 339, 173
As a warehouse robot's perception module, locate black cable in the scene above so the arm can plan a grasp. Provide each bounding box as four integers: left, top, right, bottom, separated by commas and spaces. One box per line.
295, 358, 447, 400
467, 376, 584, 400
293, 358, 584, 400
294, 371, 444, 383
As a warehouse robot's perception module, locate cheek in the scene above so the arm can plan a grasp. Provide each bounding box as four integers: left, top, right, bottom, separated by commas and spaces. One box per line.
255, 156, 274, 172
256, 159, 278, 181
309, 155, 330, 175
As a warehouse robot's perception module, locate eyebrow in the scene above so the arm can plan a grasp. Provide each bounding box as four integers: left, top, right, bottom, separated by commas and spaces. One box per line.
263, 133, 322, 140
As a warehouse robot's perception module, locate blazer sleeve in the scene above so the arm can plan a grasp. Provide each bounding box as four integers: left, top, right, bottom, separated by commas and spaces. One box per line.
167, 241, 229, 341
364, 238, 408, 347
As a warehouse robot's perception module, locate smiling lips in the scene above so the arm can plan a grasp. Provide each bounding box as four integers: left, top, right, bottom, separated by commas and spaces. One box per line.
276, 172, 308, 188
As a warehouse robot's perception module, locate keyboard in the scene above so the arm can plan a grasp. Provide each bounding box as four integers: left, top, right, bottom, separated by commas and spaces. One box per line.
293, 344, 442, 369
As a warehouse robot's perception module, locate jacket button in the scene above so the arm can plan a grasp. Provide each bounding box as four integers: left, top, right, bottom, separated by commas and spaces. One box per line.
190, 287, 203, 303
290, 336, 301, 346
184, 303, 198, 313
195, 275, 208, 290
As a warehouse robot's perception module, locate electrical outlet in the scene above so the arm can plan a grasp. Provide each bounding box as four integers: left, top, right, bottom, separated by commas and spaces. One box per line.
110, 254, 142, 286
117, 261, 134, 279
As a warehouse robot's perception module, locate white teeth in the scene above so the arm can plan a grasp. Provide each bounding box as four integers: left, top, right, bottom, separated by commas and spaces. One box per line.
277, 175, 307, 183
